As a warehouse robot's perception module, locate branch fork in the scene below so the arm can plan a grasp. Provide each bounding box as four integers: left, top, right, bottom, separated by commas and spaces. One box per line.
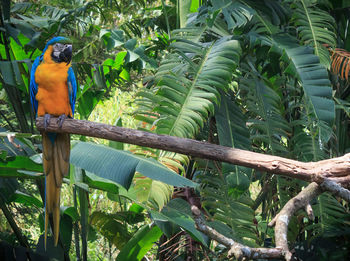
35, 117, 350, 260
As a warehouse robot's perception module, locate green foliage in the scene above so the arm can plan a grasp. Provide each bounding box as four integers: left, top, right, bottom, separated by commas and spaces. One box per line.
116, 224, 163, 261
215, 93, 252, 195
70, 142, 197, 189
239, 66, 290, 155
0, 0, 349, 260
211, 0, 255, 29
291, 0, 336, 67
198, 170, 257, 245
310, 193, 350, 238
137, 38, 241, 138
90, 211, 132, 249
272, 35, 335, 125
150, 198, 207, 246
133, 174, 173, 210
8, 191, 42, 208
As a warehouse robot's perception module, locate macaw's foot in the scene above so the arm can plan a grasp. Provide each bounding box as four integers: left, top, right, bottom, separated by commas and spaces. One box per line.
44, 114, 51, 131
57, 114, 67, 128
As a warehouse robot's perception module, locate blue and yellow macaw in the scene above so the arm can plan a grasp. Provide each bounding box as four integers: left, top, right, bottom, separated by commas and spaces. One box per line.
30, 36, 77, 247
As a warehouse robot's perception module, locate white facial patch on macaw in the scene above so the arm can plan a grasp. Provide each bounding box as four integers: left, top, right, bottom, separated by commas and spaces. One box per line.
52, 43, 66, 58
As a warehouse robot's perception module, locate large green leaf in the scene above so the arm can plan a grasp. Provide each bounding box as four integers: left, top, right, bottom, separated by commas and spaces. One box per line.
37, 236, 65, 260
37, 207, 75, 254
215, 92, 253, 196
291, 105, 331, 161
70, 142, 197, 189
61, 206, 79, 222
90, 211, 131, 249
271, 35, 335, 125
291, 0, 336, 67
0, 155, 42, 172
0, 61, 24, 86
84, 171, 120, 193
307, 193, 350, 238
133, 173, 173, 210
75, 167, 88, 260
0, 178, 18, 201
0, 155, 43, 178
150, 198, 207, 246
138, 38, 241, 138
215, 92, 251, 150
116, 224, 162, 261
211, 0, 254, 29
59, 213, 73, 253
198, 170, 257, 245
178, 0, 199, 28
8, 190, 43, 207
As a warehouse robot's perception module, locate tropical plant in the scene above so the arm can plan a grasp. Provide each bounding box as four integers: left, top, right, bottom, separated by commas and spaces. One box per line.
0, 0, 349, 260
134, 0, 350, 259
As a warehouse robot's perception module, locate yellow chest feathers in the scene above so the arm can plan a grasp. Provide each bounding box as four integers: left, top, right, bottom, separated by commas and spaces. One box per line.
35, 46, 70, 90
34, 45, 72, 117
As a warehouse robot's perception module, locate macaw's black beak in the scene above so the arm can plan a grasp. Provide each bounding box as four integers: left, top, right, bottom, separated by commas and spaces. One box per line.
60, 45, 72, 64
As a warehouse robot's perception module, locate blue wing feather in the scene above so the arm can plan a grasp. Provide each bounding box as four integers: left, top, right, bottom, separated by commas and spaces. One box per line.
67, 67, 77, 117
30, 56, 41, 117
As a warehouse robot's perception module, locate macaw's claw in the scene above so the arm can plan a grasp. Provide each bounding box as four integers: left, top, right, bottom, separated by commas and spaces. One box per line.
57, 114, 67, 128
44, 114, 51, 131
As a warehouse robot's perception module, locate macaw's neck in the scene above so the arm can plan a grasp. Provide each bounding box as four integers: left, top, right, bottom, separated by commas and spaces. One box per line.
43, 46, 56, 64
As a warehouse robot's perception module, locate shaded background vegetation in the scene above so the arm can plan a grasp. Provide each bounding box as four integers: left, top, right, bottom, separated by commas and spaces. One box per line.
0, 0, 350, 260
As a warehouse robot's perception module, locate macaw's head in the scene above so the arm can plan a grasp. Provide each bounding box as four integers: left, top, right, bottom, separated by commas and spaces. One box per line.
43, 36, 73, 64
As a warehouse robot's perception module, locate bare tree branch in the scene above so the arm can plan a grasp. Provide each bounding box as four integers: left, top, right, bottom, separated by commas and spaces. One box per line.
266, 180, 350, 261
268, 183, 322, 261
36, 117, 350, 183
321, 179, 350, 201
191, 206, 284, 260
305, 203, 314, 221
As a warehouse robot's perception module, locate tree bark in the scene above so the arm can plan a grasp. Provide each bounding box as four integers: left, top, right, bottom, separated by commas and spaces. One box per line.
36, 117, 350, 184
268, 182, 322, 261
191, 205, 284, 260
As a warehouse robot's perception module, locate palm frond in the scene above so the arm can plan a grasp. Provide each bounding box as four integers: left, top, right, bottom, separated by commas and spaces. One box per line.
246, 0, 288, 35
328, 46, 350, 81
133, 173, 173, 210
248, 15, 279, 35
307, 193, 350, 239
271, 35, 335, 125
239, 67, 291, 156
171, 25, 207, 43
198, 170, 257, 245
215, 91, 251, 151
210, 0, 255, 30
137, 37, 241, 138
291, 0, 336, 67
291, 110, 332, 162
215, 92, 253, 196
269, 35, 335, 161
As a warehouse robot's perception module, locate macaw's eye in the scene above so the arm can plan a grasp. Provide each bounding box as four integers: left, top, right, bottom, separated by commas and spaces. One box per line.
54, 43, 64, 50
